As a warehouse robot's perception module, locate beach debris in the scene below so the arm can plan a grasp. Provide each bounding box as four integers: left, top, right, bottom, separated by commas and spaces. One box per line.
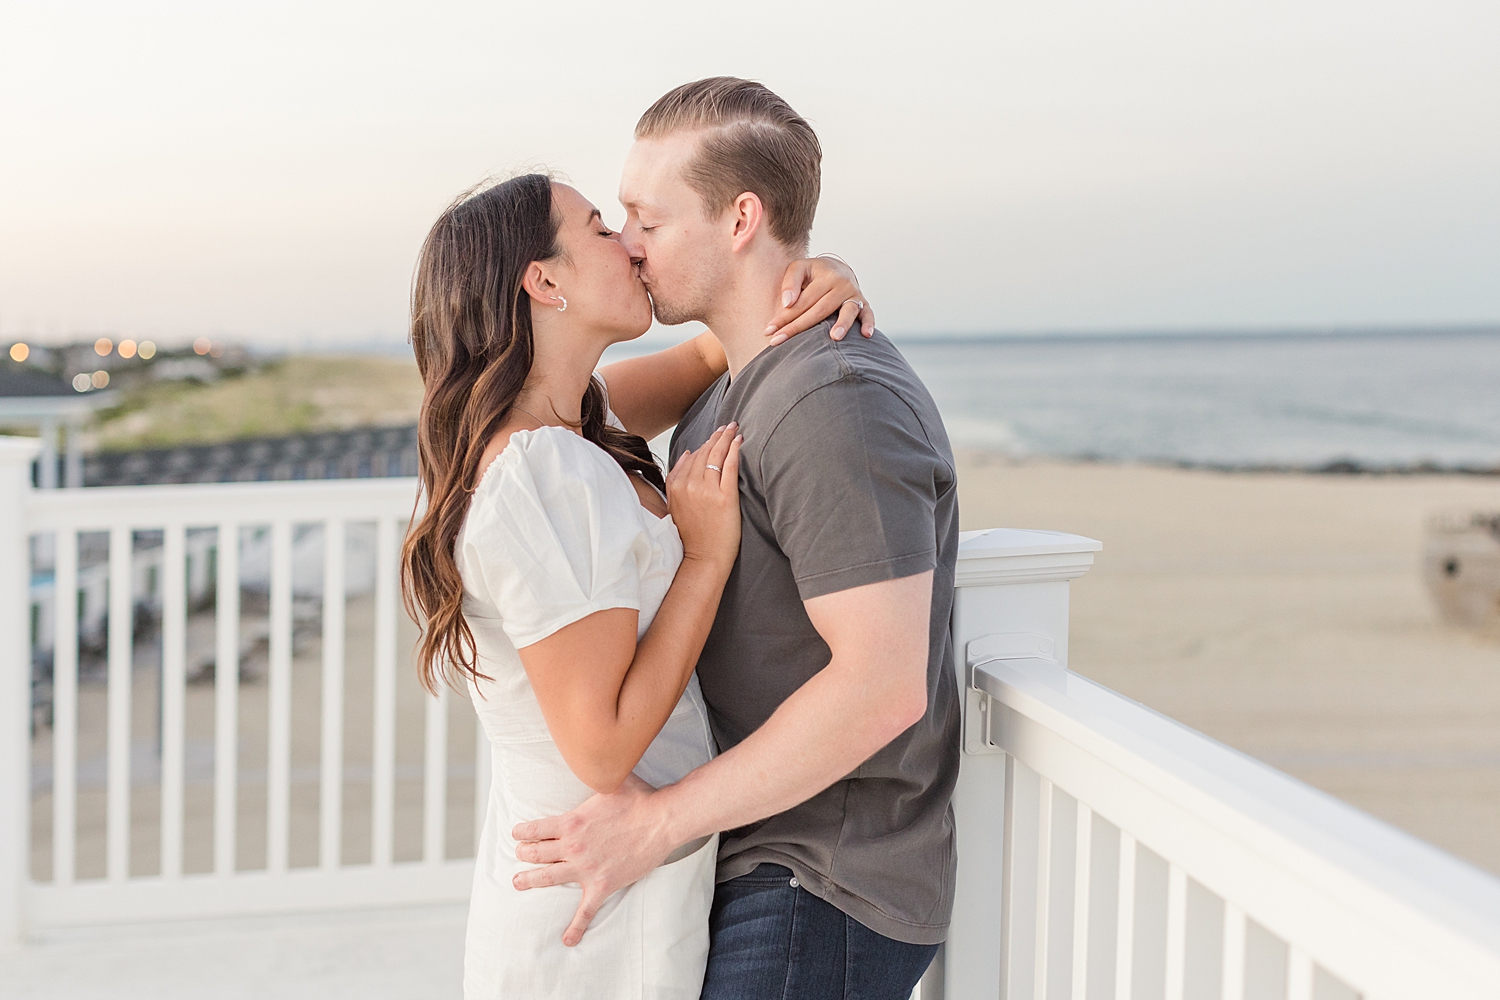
1424, 511, 1500, 629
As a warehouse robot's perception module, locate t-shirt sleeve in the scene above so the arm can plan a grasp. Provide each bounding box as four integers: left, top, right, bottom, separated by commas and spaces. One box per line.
462, 430, 649, 648
759, 376, 946, 601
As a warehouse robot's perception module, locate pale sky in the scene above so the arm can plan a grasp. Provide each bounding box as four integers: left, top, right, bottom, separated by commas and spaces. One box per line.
1, 0, 1496, 348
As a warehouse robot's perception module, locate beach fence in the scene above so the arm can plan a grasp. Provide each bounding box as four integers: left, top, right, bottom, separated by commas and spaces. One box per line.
5, 435, 1500, 998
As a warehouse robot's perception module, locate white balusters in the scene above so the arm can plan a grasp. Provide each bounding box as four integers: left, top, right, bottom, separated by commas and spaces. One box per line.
320, 518, 345, 871
1287, 946, 1314, 1000
1115, 830, 1136, 1000
1071, 802, 1092, 1000
12, 477, 486, 934
1035, 777, 1055, 999
160, 523, 186, 879
266, 519, 293, 873
1000, 754, 1021, 999
0, 439, 38, 946
106, 526, 132, 882
1222, 901, 1246, 1000
424, 684, 448, 865
213, 522, 240, 877
1165, 864, 1187, 1000
52, 529, 78, 887
371, 515, 397, 868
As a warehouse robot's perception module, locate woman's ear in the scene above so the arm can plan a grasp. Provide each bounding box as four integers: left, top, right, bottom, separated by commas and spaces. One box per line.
520, 261, 558, 307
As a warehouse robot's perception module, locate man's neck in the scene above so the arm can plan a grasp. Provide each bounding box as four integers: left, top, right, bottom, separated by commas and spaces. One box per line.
705, 250, 798, 379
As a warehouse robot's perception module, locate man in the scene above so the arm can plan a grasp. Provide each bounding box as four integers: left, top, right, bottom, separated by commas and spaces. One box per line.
512, 77, 961, 999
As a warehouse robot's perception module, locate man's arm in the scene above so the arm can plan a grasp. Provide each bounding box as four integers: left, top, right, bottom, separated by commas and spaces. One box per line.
512, 569, 933, 946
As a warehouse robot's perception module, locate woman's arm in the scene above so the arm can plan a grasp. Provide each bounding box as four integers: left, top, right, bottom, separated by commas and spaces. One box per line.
514, 426, 742, 793
598, 332, 725, 443
600, 257, 875, 440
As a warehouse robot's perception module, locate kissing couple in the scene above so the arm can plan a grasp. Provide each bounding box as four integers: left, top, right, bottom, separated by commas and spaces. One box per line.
401, 77, 961, 1000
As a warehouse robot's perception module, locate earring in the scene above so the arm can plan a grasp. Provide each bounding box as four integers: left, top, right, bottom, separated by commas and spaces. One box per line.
554, 295, 568, 312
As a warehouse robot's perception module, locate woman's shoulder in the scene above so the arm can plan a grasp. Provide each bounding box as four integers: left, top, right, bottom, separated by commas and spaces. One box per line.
477, 426, 621, 491
468, 426, 636, 531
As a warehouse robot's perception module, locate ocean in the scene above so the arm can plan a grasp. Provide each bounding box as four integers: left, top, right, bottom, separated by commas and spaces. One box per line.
609, 328, 1500, 471
895, 328, 1500, 470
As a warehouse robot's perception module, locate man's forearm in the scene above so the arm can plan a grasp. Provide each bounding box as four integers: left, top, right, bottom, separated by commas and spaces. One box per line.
651, 653, 921, 849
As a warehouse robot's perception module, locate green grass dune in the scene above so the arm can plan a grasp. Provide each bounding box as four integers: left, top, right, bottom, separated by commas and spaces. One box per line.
91, 355, 424, 451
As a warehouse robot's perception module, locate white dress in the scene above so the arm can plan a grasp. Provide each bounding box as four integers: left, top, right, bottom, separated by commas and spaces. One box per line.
455, 425, 719, 1000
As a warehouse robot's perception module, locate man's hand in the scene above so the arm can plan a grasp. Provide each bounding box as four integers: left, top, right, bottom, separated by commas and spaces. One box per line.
512, 774, 676, 946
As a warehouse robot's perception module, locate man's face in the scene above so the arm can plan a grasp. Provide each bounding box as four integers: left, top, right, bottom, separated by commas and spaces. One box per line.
618, 132, 730, 326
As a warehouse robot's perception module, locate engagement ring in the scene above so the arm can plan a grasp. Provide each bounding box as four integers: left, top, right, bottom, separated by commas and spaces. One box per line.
706, 464, 722, 473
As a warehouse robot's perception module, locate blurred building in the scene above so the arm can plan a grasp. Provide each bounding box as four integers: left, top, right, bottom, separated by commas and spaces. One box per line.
84, 424, 418, 486
0, 363, 112, 488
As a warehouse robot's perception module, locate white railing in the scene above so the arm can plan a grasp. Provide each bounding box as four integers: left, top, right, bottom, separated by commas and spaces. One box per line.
0, 439, 481, 940
5, 436, 1500, 1000
938, 528, 1500, 1000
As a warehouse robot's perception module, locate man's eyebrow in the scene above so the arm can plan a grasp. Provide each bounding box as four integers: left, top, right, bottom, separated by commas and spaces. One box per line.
587, 208, 602, 224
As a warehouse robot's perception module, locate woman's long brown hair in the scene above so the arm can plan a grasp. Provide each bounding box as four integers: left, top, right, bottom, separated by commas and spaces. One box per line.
401, 174, 664, 694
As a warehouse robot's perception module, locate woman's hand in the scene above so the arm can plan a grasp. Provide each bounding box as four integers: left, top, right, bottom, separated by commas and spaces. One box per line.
665, 423, 743, 571
765, 256, 876, 346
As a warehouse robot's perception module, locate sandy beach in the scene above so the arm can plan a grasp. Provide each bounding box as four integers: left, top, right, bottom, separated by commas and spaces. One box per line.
955, 454, 1500, 876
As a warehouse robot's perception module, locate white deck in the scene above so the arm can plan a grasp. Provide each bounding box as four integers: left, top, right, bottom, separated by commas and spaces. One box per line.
0, 902, 466, 999
6, 449, 1500, 997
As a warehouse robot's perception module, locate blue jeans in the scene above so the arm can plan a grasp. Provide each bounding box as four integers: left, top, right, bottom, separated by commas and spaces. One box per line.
699, 864, 939, 1000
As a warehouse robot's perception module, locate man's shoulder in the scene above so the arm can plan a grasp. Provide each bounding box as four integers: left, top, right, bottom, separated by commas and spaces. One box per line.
732, 322, 930, 419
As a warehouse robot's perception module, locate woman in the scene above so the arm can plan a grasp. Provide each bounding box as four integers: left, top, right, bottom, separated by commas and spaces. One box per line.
400, 174, 872, 999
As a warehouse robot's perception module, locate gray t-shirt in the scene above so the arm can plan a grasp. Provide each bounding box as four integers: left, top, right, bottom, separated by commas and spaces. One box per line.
669, 322, 961, 945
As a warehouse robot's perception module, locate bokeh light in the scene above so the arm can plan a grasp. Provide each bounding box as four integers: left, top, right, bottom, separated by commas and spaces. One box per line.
118, 339, 137, 359
9, 343, 28, 362
139, 341, 156, 359
94, 337, 113, 356
193, 337, 211, 355
72, 373, 91, 392
91, 370, 110, 388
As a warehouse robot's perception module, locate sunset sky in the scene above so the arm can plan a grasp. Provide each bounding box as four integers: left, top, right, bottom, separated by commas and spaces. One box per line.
1, 0, 1496, 348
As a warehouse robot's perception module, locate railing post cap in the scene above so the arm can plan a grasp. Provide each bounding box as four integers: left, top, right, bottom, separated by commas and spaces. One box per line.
958, 527, 1102, 558
0, 435, 42, 463
955, 528, 1103, 587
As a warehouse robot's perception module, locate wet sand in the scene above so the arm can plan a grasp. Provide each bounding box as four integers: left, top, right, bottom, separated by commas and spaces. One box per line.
955, 454, 1500, 876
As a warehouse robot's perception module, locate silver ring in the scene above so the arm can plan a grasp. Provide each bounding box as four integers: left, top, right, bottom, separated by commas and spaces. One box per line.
845, 298, 865, 310
705, 463, 722, 473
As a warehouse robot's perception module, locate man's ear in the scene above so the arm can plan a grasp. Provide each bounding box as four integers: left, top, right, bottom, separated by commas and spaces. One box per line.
727, 192, 766, 253
520, 261, 558, 307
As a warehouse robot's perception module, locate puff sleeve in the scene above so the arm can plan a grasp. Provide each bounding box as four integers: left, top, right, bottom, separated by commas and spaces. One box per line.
459, 427, 653, 649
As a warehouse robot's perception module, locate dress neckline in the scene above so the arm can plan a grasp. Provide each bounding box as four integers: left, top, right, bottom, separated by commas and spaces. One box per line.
475, 425, 671, 524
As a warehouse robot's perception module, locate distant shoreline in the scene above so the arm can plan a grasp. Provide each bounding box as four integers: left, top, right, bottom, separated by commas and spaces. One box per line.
959, 449, 1500, 478
888, 322, 1500, 348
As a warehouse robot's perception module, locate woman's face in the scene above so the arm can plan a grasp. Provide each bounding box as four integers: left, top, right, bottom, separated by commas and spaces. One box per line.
546, 183, 653, 343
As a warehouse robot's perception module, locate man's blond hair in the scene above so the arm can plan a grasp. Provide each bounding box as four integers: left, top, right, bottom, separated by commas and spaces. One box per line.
636, 77, 821, 253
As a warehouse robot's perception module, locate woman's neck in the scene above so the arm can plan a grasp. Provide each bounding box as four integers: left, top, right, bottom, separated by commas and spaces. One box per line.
516, 337, 605, 428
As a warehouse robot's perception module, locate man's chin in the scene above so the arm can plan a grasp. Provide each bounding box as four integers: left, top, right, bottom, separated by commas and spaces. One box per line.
651, 301, 694, 327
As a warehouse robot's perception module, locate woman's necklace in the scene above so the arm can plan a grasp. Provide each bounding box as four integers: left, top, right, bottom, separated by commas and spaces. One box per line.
511, 403, 552, 427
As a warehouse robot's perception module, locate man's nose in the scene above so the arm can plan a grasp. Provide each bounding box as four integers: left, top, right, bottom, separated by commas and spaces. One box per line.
618, 222, 645, 260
